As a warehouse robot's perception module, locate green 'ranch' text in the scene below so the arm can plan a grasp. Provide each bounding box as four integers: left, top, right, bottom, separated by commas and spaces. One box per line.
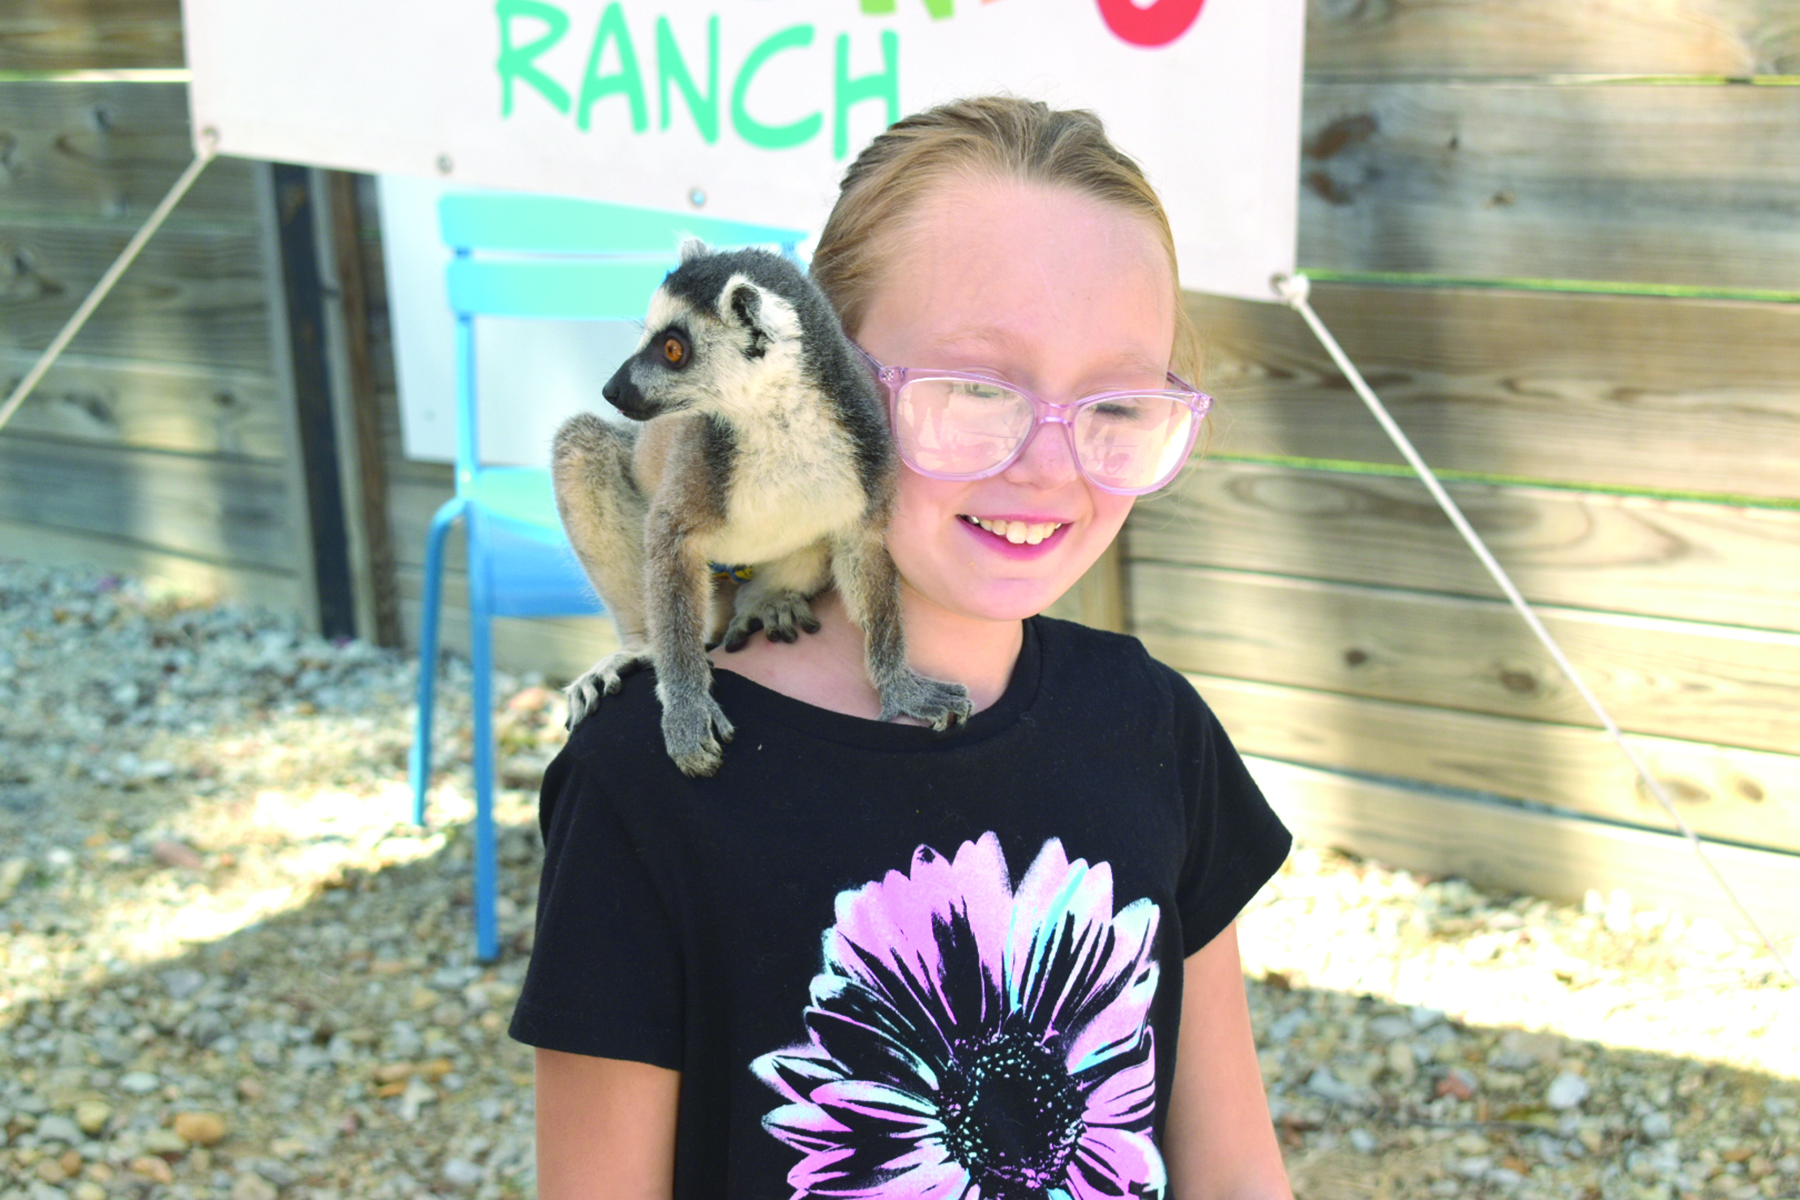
496, 0, 901, 157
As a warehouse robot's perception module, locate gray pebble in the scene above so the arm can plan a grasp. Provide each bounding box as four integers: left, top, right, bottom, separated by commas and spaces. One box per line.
118, 1071, 161, 1095
1409, 1006, 1447, 1030
161, 967, 207, 1000
1368, 1014, 1413, 1041
34, 1114, 83, 1144
1547, 1071, 1591, 1111
441, 1159, 484, 1190
1306, 1067, 1368, 1106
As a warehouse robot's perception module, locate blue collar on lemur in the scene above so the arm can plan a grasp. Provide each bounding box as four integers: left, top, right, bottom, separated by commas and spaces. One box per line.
709, 562, 754, 582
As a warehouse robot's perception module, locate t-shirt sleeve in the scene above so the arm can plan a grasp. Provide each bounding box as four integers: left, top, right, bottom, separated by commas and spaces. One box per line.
508, 739, 685, 1069
1165, 668, 1292, 956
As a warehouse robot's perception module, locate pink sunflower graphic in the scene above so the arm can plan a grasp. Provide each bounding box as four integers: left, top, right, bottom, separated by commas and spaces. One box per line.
752, 833, 1166, 1198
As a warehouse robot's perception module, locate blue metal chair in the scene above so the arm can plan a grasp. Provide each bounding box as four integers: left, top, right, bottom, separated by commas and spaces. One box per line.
409, 193, 804, 961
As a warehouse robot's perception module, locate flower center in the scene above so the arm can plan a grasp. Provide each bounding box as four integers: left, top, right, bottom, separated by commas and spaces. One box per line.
938, 1027, 1085, 1192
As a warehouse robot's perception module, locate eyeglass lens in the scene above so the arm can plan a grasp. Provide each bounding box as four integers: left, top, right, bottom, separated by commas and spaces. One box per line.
893, 377, 1197, 490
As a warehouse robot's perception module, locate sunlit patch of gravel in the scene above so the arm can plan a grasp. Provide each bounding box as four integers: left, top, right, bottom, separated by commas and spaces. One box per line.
1240, 850, 1797, 1199
1, 558, 1795, 1200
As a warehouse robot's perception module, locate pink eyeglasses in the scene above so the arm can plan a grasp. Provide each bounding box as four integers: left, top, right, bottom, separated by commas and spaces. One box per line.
858, 347, 1211, 496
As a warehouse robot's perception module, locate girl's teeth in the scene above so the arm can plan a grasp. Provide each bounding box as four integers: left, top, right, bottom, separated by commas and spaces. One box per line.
968, 516, 1062, 545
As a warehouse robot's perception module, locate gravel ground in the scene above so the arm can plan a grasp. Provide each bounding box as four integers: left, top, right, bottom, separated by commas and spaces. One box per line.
0, 558, 1795, 1200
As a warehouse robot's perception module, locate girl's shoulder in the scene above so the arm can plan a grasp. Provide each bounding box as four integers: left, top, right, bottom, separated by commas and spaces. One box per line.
1028, 613, 1201, 719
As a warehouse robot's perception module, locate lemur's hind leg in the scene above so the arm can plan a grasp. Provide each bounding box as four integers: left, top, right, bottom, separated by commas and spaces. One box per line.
832, 525, 973, 730
720, 541, 831, 652
551, 413, 654, 729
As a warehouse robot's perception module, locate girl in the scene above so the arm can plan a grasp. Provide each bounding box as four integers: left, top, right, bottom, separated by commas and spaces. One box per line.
511, 96, 1295, 1200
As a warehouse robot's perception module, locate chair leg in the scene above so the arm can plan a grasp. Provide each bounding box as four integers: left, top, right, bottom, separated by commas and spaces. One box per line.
411, 496, 467, 828
470, 579, 499, 964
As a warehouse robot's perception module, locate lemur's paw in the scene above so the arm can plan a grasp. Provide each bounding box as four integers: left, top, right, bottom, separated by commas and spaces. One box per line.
879, 673, 974, 732
562, 650, 652, 730
722, 589, 820, 652
661, 691, 736, 777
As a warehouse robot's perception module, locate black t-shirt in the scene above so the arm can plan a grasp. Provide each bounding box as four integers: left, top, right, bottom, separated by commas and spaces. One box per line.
510, 615, 1291, 1198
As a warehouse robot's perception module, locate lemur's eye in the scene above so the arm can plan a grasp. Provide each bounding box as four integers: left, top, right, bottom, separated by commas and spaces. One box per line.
660, 332, 689, 367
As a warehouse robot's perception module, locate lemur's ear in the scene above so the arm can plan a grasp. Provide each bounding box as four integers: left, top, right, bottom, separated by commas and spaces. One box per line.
725, 280, 762, 329
722, 279, 772, 359
678, 237, 708, 264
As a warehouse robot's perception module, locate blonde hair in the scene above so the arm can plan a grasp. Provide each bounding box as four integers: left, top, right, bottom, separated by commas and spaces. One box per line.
810, 95, 1200, 381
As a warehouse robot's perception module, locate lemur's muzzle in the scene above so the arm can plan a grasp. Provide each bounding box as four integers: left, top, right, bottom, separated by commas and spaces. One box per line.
602, 362, 653, 421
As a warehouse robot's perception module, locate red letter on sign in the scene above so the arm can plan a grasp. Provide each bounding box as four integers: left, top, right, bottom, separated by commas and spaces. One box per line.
1097, 0, 1204, 47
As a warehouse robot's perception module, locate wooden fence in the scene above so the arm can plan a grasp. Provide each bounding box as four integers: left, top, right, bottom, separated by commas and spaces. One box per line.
1, 0, 1795, 928
1145, 3, 1800, 929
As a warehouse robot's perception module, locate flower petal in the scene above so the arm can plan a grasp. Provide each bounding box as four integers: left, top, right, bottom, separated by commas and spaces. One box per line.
753, 1046, 849, 1105
1063, 928, 1159, 1075
1066, 1125, 1168, 1198
763, 1101, 851, 1154
1006, 844, 1161, 1057
809, 1079, 942, 1138
1080, 1036, 1157, 1129
805, 998, 941, 1094
789, 1141, 969, 1199
825, 834, 1016, 1045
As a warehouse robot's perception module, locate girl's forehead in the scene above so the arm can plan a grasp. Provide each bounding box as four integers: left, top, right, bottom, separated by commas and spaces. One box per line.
862, 178, 1175, 363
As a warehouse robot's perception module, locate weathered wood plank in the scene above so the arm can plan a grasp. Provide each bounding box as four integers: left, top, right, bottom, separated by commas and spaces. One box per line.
0, 82, 258, 223
0, 434, 292, 569
0, 0, 183, 73
328, 170, 402, 648
1136, 562, 1800, 755
1186, 284, 1800, 501
387, 477, 462, 570
1195, 672, 1800, 853
0, 348, 283, 458
1246, 754, 1800, 936
0, 516, 299, 612
1304, 0, 1800, 78
0, 214, 270, 370
1128, 460, 1800, 632
1298, 82, 1800, 292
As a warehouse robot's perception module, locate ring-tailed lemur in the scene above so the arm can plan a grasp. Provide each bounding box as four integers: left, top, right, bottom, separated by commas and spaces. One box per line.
551, 240, 973, 777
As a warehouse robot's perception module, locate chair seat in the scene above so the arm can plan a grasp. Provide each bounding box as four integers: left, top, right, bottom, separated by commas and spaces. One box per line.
467, 467, 601, 618
470, 465, 563, 526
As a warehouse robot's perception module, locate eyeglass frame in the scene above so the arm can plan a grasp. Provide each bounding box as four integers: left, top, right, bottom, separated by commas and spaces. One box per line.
855, 345, 1213, 496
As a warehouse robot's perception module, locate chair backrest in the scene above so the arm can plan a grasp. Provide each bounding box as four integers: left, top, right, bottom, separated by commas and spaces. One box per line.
437, 192, 806, 484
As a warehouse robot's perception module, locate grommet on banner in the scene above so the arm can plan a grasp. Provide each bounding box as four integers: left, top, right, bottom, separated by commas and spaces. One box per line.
1270, 272, 1309, 307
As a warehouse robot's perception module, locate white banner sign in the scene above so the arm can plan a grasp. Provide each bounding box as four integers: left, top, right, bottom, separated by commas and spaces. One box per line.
184, 0, 1305, 302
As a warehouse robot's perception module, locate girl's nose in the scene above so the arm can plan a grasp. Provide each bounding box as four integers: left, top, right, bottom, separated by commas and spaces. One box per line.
1000, 416, 1082, 488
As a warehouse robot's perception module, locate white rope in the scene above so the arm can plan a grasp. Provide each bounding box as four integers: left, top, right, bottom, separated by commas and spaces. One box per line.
0, 137, 217, 436
1271, 272, 1797, 986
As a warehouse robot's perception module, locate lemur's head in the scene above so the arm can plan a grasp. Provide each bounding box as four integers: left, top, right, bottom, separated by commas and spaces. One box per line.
602, 241, 811, 423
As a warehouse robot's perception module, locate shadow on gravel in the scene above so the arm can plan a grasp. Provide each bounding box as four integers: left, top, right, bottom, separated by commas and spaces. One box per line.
2, 813, 544, 1200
